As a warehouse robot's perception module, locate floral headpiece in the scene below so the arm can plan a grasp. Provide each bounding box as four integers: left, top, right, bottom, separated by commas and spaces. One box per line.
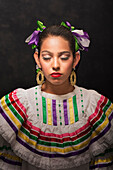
25, 20, 90, 52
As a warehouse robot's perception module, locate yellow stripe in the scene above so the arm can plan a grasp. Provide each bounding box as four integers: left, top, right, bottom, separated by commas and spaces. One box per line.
0, 152, 22, 162
91, 103, 113, 139
68, 98, 74, 124
18, 131, 37, 146
91, 156, 113, 165
107, 103, 113, 117
18, 129, 91, 153
1, 97, 21, 129
17, 104, 113, 153
47, 98, 52, 125
2, 93, 113, 154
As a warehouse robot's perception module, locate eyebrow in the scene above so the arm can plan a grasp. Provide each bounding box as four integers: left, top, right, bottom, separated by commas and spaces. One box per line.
41, 50, 71, 55
41, 50, 53, 55
58, 51, 70, 56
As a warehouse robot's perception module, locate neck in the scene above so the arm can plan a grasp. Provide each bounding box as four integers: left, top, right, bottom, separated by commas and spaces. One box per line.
41, 80, 75, 95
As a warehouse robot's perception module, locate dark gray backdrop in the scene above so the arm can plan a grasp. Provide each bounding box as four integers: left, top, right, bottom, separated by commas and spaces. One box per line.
0, 0, 113, 101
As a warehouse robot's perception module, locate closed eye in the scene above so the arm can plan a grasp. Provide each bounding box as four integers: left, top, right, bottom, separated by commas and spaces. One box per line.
60, 57, 69, 60
59, 51, 70, 60
42, 54, 52, 60
43, 57, 51, 60
60, 54, 70, 60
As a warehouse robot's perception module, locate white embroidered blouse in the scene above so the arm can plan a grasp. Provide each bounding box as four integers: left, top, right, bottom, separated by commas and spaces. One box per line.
0, 85, 113, 170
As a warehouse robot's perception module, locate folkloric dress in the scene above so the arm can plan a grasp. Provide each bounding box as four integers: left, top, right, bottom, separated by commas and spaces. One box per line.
0, 85, 113, 170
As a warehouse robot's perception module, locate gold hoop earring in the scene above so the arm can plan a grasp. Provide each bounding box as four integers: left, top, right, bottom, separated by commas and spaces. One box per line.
36, 68, 44, 85
70, 69, 76, 86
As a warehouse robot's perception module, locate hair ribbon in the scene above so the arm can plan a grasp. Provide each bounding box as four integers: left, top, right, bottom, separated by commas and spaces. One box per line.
25, 21, 46, 49
25, 20, 90, 51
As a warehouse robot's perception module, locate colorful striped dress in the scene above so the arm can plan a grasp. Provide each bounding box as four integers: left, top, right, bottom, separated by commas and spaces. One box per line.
0, 85, 113, 170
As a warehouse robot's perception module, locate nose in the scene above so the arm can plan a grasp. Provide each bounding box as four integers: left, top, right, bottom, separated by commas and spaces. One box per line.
52, 57, 60, 71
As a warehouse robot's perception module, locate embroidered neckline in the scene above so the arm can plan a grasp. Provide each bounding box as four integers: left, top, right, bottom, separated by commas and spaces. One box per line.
35, 86, 79, 126
35, 87, 39, 119
34, 85, 86, 126
37, 85, 78, 100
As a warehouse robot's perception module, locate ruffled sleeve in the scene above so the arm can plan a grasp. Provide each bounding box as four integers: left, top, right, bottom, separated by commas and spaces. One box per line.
0, 87, 113, 170
86, 90, 113, 169
0, 88, 27, 169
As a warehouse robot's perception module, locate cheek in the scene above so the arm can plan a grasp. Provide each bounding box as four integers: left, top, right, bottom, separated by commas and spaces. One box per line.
40, 62, 50, 76
39, 59, 49, 70
62, 61, 73, 72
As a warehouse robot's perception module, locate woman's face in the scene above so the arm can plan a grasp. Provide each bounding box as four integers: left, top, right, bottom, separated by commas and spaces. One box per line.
36, 36, 78, 86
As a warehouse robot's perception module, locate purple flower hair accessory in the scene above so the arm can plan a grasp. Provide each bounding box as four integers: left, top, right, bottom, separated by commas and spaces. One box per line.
25, 20, 46, 49
25, 20, 90, 51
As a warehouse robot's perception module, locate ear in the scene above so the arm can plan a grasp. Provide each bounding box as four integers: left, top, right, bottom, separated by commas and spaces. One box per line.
34, 51, 41, 68
73, 51, 80, 68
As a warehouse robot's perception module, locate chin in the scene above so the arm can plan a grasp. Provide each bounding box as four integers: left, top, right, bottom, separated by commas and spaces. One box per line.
45, 76, 70, 86
49, 79, 68, 86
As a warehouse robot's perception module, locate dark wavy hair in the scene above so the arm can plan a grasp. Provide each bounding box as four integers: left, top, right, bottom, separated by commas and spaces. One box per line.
37, 25, 75, 57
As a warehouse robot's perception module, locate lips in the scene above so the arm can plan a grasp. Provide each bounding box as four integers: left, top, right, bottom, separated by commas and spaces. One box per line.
51, 72, 62, 78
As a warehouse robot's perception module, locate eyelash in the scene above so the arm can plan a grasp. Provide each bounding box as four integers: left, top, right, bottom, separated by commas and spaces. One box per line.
43, 57, 51, 60
60, 57, 69, 60
43, 57, 69, 61
42, 55, 70, 61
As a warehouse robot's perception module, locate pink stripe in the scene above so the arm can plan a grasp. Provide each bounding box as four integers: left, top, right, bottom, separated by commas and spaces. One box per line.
30, 95, 104, 138
28, 119, 89, 138
12, 90, 105, 139
24, 95, 105, 138
13, 89, 26, 113
89, 95, 104, 120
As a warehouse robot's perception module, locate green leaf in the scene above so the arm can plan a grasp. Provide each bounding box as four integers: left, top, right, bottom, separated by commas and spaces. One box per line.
32, 44, 37, 49
37, 20, 46, 32
61, 22, 70, 29
36, 68, 40, 73
74, 37, 79, 52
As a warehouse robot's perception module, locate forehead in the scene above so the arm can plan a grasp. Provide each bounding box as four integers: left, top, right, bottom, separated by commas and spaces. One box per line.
40, 36, 71, 52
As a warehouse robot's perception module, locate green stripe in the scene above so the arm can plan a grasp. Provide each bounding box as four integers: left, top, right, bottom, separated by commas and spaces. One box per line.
20, 125, 90, 148
35, 100, 112, 147
5, 93, 112, 149
103, 100, 111, 113
20, 124, 92, 147
19, 99, 112, 148
20, 126, 37, 141
0, 146, 12, 151
93, 111, 106, 130
42, 96, 47, 124
73, 95, 79, 122
96, 148, 113, 157
93, 100, 112, 130
37, 130, 92, 147
5, 94, 24, 124
20, 109, 111, 148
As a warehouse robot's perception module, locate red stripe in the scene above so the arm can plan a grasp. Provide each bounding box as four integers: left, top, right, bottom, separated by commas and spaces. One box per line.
89, 97, 108, 126
8, 91, 27, 121
8, 90, 109, 143
23, 122, 39, 137
21, 118, 91, 143
22, 120, 91, 143
21, 95, 108, 143
39, 126, 91, 143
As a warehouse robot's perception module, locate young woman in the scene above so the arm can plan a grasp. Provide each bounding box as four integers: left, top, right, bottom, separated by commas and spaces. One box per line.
0, 21, 113, 170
